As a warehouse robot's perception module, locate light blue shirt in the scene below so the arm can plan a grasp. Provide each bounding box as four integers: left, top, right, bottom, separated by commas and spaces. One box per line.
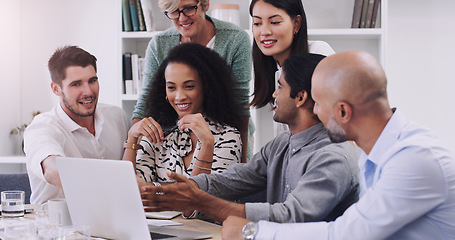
255, 109, 455, 240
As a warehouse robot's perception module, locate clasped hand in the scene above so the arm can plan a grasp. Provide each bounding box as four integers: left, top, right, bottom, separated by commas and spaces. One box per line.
129, 113, 212, 145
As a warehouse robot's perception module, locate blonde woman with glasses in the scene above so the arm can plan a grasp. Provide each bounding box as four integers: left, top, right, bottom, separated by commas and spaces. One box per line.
132, 0, 253, 163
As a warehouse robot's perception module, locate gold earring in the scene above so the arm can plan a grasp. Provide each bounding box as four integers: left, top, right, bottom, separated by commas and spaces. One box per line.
165, 96, 169, 102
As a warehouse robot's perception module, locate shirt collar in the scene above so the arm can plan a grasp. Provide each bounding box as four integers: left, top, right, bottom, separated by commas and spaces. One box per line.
363, 108, 406, 166
289, 123, 327, 153
56, 102, 102, 137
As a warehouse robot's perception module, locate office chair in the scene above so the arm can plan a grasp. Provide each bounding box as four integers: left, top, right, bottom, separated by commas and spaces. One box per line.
0, 173, 32, 204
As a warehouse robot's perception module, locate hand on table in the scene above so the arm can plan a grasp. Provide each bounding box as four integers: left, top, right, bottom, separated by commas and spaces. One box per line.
222, 216, 251, 240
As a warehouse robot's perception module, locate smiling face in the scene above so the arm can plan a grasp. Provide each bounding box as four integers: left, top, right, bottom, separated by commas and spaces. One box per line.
252, 0, 300, 65
165, 62, 204, 118
52, 65, 99, 121
169, 0, 207, 41
272, 72, 297, 125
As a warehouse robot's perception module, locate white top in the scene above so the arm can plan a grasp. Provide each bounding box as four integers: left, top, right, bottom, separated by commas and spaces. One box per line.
273, 40, 336, 136
24, 103, 130, 204
206, 35, 216, 49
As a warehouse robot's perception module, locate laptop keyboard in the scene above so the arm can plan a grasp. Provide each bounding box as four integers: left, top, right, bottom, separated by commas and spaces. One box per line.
150, 231, 177, 239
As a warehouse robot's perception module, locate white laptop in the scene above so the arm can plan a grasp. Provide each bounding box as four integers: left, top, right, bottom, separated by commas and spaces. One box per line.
56, 157, 214, 240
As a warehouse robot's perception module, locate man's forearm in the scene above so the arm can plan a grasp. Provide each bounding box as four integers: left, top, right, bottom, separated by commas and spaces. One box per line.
41, 155, 62, 188
194, 189, 246, 223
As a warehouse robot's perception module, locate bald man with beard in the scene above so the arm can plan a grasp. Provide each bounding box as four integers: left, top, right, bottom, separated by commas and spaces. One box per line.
222, 50, 455, 240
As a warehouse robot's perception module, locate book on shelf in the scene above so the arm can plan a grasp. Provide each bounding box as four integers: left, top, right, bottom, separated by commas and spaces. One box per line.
140, 0, 154, 31
136, 0, 146, 31
352, 0, 380, 28
365, 0, 376, 28
125, 80, 134, 95
131, 54, 140, 95
359, 0, 370, 28
129, 0, 140, 31
351, 0, 364, 28
370, 0, 381, 28
122, 0, 132, 32
123, 52, 145, 95
123, 52, 133, 94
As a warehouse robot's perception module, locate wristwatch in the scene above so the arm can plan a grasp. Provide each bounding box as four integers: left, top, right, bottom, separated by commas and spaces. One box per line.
242, 221, 258, 240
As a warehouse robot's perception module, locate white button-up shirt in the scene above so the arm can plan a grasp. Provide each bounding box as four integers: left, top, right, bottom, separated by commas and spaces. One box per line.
24, 103, 130, 204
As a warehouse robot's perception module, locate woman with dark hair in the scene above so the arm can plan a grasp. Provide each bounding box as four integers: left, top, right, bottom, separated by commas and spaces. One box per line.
249, 0, 335, 135
133, 0, 252, 163
123, 43, 242, 183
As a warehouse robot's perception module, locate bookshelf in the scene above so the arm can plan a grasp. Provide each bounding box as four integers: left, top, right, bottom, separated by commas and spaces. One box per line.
118, 0, 388, 152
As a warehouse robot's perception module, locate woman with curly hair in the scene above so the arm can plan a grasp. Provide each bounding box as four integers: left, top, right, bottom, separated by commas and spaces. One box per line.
123, 43, 243, 183
133, 0, 252, 163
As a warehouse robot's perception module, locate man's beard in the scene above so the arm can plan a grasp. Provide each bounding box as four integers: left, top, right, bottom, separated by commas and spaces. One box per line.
326, 116, 347, 143
62, 93, 96, 118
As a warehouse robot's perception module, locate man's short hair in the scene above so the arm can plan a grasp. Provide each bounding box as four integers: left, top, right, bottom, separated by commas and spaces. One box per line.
283, 53, 325, 99
48, 45, 97, 85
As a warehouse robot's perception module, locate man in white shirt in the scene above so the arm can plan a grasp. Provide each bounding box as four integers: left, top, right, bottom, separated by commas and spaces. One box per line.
221, 50, 455, 240
24, 46, 130, 204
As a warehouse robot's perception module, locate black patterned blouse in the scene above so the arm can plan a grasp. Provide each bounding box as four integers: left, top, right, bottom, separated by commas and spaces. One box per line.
135, 118, 242, 182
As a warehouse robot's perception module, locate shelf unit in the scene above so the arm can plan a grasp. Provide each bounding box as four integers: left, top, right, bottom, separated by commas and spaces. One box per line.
118, 0, 387, 152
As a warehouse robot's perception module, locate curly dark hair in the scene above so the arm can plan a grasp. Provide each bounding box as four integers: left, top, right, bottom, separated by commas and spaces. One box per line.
144, 43, 242, 131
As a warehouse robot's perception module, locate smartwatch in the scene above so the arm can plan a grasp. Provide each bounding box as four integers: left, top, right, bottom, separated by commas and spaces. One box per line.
242, 221, 258, 240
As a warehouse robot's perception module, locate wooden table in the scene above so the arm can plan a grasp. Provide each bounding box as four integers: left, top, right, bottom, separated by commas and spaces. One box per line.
25, 205, 222, 239
166, 216, 221, 239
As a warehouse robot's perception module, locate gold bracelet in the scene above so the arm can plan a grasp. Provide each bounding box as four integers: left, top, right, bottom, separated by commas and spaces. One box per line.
195, 156, 213, 164
194, 165, 211, 171
123, 140, 143, 150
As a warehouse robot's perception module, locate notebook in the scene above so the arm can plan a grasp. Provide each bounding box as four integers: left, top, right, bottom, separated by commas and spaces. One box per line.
56, 157, 213, 240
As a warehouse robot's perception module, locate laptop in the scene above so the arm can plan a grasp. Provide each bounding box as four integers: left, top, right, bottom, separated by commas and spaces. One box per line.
56, 157, 214, 240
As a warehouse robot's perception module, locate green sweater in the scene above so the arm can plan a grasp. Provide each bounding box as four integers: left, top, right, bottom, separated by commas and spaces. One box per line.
133, 16, 252, 119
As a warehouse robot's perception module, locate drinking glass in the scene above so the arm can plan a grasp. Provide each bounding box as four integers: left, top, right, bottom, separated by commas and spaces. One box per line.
1, 191, 25, 218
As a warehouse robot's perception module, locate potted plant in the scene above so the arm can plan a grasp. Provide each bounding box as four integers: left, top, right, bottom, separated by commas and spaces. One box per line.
10, 111, 41, 155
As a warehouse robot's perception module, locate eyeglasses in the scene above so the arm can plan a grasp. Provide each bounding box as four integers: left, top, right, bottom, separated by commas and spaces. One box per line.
164, 2, 200, 20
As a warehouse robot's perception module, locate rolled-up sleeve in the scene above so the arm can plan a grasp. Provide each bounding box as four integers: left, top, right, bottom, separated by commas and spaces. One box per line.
191, 148, 269, 200
246, 149, 356, 223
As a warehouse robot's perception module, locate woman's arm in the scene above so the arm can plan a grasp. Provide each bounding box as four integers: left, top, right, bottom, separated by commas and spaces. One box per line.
122, 117, 165, 169
177, 114, 214, 176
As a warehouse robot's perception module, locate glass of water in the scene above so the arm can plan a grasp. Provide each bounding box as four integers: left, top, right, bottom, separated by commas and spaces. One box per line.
1, 191, 25, 218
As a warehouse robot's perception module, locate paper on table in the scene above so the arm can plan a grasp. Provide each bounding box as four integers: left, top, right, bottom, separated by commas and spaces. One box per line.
146, 219, 183, 227
145, 211, 181, 219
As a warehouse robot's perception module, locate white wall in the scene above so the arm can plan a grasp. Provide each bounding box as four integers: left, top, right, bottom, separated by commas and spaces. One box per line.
1, 0, 22, 155
387, 0, 455, 148
20, 0, 120, 120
